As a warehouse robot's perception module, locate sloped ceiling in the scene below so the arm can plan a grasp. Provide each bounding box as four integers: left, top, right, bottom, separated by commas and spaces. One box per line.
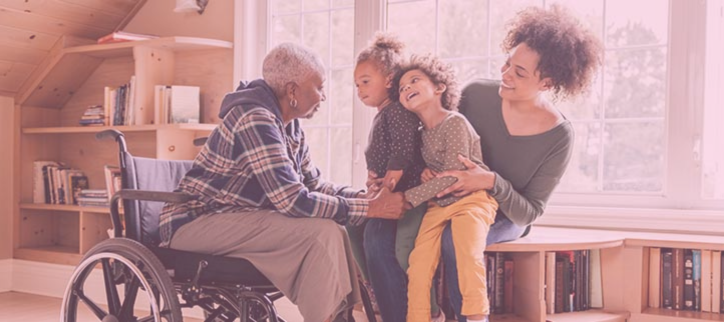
0, 0, 147, 98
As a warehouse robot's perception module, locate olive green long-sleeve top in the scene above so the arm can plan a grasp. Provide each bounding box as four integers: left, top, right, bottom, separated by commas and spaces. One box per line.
459, 79, 574, 227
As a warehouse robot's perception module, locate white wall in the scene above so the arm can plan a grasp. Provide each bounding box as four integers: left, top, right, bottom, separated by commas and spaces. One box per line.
124, 0, 234, 42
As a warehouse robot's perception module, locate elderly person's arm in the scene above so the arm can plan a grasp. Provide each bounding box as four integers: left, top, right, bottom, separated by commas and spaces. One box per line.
235, 110, 404, 225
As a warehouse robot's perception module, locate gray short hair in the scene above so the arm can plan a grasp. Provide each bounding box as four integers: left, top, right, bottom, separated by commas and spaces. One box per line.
263, 43, 326, 97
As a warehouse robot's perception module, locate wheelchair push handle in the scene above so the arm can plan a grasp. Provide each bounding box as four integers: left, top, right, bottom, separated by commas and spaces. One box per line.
96, 129, 124, 141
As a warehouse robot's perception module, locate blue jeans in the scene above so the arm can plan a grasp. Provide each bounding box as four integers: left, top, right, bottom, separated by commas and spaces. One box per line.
364, 214, 525, 322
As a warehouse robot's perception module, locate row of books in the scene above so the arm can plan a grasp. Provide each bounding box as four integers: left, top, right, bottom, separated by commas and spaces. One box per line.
32, 161, 88, 205
545, 249, 604, 314
486, 252, 514, 314
99, 80, 201, 126
33, 162, 122, 208
648, 248, 724, 313
104, 76, 137, 126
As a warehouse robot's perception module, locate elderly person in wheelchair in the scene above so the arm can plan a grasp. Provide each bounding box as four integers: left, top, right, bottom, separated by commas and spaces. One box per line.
158, 42, 408, 322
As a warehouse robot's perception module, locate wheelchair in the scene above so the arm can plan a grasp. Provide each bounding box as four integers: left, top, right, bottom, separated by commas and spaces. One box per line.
59, 129, 377, 322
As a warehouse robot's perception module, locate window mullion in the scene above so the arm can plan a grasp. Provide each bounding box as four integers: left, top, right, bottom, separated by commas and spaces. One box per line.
350, 0, 386, 188
666, 0, 707, 208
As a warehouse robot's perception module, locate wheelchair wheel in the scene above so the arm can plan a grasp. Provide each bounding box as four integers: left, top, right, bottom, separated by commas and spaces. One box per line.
202, 288, 282, 322
60, 238, 182, 322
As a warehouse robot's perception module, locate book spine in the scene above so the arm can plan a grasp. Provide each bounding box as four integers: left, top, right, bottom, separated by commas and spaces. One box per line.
684, 249, 694, 310
673, 248, 684, 310
662, 248, 673, 309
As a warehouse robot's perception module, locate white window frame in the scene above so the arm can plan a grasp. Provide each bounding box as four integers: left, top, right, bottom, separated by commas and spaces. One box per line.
235, 0, 724, 234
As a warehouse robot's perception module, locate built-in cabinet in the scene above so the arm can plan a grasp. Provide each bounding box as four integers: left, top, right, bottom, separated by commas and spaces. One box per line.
14, 36, 232, 266
485, 227, 724, 322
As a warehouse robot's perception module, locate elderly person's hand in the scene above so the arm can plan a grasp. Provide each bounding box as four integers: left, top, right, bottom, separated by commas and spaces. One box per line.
367, 187, 410, 220
435, 154, 495, 198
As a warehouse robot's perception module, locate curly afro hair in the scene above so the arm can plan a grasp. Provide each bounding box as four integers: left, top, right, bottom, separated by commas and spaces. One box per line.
356, 31, 406, 77
391, 54, 461, 111
502, 4, 602, 100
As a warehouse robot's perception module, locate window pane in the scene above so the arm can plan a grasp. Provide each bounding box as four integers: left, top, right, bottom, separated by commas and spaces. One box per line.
271, 14, 301, 45
489, 0, 542, 57
333, 0, 354, 8
330, 68, 353, 125
603, 122, 664, 192
557, 74, 603, 120
548, 0, 604, 41
605, 0, 669, 48
603, 48, 667, 119
303, 128, 330, 178
303, 12, 330, 64
702, 0, 724, 200
558, 122, 601, 192
329, 127, 354, 183
387, 0, 436, 55
305, 0, 329, 11
438, 0, 489, 58
331, 9, 354, 67
449, 59, 488, 86
272, 0, 301, 14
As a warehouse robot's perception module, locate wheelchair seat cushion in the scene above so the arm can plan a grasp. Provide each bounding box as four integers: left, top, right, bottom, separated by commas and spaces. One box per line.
152, 246, 274, 287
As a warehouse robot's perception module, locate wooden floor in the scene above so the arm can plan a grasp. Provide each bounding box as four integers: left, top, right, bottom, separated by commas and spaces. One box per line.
0, 291, 371, 322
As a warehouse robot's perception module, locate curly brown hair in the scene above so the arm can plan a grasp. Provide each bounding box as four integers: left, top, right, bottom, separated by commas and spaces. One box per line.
391, 54, 461, 111
502, 4, 602, 100
356, 32, 406, 78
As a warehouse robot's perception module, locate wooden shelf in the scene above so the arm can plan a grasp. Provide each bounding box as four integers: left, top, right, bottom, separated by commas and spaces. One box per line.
637, 308, 724, 321
64, 37, 233, 58
20, 203, 109, 213
487, 227, 625, 252
17, 36, 232, 108
489, 313, 534, 322
546, 310, 630, 322
15, 246, 82, 266
22, 123, 217, 134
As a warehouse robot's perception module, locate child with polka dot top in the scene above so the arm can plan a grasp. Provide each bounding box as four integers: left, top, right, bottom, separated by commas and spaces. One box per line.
350, 32, 440, 320
394, 54, 498, 322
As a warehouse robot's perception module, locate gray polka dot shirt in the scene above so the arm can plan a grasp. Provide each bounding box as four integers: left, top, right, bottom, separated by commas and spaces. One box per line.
404, 112, 487, 207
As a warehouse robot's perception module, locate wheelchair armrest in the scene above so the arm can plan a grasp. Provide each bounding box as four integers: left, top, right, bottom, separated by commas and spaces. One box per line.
109, 190, 197, 238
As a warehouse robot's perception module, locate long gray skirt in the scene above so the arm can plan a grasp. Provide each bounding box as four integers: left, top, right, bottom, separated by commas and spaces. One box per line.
169, 210, 361, 322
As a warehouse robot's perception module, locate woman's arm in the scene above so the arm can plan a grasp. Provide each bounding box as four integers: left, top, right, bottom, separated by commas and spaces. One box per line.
437, 139, 572, 226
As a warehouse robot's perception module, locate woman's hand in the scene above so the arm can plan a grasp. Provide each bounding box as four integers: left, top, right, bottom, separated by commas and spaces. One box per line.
435, 154, 495, 197
420, 168, 438, 183
383, 170, 403, 191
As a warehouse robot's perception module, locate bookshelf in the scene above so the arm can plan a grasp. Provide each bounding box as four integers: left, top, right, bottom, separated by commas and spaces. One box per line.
481, 227, 724, 322
15, 36, 233, 266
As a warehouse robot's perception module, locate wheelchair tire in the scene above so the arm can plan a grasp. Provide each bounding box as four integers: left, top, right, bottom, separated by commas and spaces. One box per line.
60, 238, 182, 322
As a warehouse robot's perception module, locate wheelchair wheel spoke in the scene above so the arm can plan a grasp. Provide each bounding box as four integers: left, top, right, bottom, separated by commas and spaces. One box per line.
102, 258, 122, 314
76, 290, 109, 319
119, 275, 141, 319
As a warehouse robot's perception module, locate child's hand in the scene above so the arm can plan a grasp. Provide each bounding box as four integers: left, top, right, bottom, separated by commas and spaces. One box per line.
383, 170, 403, 191
421, 168, 438, 183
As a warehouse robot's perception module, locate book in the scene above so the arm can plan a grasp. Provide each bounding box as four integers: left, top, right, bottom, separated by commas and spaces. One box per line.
33, 161, 58, 203
589, 249, 603, 308
169, 85, 201, 124
662, 248, 674, 309
713, 251, 721, 312
684, 249, 694, 310
693, 250, 701, 311
649, 247, 662, 308
503, 259, 514, 313
702, 250, 712, 312
97, 31, 158, 44
545, 251, 556, 314
673, 248, 684, 310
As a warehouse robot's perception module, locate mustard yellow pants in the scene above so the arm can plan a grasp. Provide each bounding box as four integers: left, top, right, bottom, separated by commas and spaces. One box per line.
406, 191, 498, 322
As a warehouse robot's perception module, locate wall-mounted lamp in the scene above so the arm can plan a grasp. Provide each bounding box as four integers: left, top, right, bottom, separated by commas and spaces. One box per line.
174, 0, 209, 14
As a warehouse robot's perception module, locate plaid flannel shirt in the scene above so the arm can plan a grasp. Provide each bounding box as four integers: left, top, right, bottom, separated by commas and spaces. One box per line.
158, 80, 368, 246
